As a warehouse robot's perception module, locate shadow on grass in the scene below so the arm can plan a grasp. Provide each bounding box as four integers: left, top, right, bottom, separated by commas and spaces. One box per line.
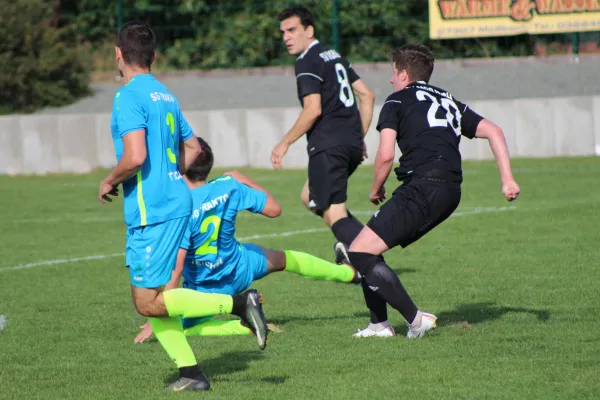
389, 267, 418, 275
435, 302, 550, 328
270, 311, 370, 325
163, 350, 288, 385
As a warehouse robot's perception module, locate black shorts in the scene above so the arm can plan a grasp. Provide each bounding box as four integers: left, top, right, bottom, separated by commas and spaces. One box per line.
308, 146, 363, 212
367, 178, 461, 249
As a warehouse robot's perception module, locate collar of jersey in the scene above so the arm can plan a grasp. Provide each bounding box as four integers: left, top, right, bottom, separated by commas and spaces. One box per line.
297, 40, 320, 60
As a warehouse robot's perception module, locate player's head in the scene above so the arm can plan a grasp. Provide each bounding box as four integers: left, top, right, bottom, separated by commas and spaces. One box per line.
389, 44, 435, 91
115, 21, 156, 76
185, 137, 214, 183
278, 6, 316, 55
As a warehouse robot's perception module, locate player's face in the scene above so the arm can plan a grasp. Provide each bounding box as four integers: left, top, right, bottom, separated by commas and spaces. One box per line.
390, 65, 408, 92
280, 17, 313, 55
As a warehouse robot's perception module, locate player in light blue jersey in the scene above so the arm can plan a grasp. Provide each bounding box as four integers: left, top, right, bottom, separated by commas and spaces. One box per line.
134, 137, 361, 345
98, 21, 269, 392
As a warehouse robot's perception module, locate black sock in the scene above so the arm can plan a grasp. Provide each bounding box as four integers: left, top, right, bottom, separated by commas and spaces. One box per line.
348, 251, 418, 324
331, 210, 364, 246
179, 365, 203, 380
231, 293, 245, 317
361, 280, 388, 324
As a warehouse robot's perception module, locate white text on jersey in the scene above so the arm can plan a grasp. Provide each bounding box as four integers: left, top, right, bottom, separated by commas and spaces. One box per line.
414, 85, 453, 100
319, 49, 341, 62
194, 194, 230, 214
150, 92, 175, 103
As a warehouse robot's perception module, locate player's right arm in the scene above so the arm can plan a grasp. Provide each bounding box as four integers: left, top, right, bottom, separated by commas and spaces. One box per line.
225, 171, 281, 218
100, 91, 148, 203
460, 104, 520, 202
271, 59, 323, 170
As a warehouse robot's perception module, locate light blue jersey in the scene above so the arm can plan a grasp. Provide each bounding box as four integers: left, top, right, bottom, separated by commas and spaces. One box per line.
179, 176, 268, 287
110, 74, 194, 228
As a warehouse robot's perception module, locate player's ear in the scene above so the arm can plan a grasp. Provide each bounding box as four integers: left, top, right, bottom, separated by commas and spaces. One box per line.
115, 46, 123, 62
399, 69, 409, 82
306, 25, 315, 39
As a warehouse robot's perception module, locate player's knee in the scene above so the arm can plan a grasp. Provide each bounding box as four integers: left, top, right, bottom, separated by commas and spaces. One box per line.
300, 192, 310, 208
265, 248, 286, 273
323, 204, 347, 226
133, 297, 158, 317
347, 251, 381, 276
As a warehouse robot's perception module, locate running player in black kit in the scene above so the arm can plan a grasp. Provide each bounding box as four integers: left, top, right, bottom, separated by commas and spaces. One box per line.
271, 6, 376, 252
336, 44, 521, 338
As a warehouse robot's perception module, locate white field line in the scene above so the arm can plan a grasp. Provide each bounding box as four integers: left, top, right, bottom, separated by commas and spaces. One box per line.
0, 206, 514, 272
6, 206, 514, 224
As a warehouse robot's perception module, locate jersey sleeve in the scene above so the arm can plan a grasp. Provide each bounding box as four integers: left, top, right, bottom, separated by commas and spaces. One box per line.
115, 91, 147, 138
233, 180, 268, 214
456, 100, 484, 139
295, 58, 323, 98
347, 63, 360, 84
376, 96, 403, 133
178, 107, 194, 142
179, 217, 193, 250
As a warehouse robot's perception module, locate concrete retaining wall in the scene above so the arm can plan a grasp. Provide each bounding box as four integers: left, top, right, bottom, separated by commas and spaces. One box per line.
1, 95, 597, 175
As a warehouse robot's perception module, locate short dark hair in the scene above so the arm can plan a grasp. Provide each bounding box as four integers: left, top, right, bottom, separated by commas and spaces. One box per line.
391, 44, 435, 83
185, 137, 214, 182
117, 21, 156, 69
278, 6, 316, 32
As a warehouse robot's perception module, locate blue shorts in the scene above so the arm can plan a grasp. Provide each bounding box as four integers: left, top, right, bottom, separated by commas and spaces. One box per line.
182, 243, 268, 329
126, 216, 189, 289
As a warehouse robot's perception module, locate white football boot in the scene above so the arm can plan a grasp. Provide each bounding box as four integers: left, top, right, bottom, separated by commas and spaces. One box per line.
406, 311, 437, 339
353, 322, 395, 338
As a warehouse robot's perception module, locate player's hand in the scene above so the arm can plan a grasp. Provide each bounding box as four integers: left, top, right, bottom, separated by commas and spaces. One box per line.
362, 140, 368, 161
502, 179, 520, 202
271, 141, 289, 170
369, 186, 386, 205
98, 181, 119, 204
134, 322, 154, 344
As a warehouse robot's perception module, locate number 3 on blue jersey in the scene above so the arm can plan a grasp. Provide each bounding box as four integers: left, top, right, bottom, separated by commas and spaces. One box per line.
165, 112, 177, 164
196, 215, 221, 255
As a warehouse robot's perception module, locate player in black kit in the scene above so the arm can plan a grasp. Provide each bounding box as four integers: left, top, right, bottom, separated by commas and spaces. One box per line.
336, 44, 521, 338
272, 6, 376, 253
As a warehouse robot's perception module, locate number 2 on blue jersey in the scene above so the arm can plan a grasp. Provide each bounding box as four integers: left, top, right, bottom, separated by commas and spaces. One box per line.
195, 215, 221, 255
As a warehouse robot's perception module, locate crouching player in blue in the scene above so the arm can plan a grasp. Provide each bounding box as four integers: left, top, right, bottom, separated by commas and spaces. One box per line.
135, 137, 361, 345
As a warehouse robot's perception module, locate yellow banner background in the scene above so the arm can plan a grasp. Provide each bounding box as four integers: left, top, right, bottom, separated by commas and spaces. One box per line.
429, 0, 600, 39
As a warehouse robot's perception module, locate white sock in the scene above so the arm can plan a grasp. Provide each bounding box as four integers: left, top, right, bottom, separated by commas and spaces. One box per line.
368, 321, 391, 332
411, 310, 423, 328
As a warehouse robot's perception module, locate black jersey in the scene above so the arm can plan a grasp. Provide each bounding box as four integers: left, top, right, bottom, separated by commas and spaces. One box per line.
376, 82, 484, 183
295, 41, 363, 156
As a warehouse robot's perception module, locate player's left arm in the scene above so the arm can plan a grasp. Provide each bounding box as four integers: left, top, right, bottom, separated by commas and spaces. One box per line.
177, 109, 201, 174
371, 128, 396, 205
460, 103, 520, 201
225, 171, 281, 218
350, 77, 375, 138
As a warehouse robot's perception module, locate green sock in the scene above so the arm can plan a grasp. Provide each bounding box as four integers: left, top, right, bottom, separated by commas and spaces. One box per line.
184, 318, 252, 337
148, 317, 197, 368
163, 288, 233, 319
284, 250, 355, 283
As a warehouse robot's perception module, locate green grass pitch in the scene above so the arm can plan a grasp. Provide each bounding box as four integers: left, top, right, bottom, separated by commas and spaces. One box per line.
0, 157, 599, 399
